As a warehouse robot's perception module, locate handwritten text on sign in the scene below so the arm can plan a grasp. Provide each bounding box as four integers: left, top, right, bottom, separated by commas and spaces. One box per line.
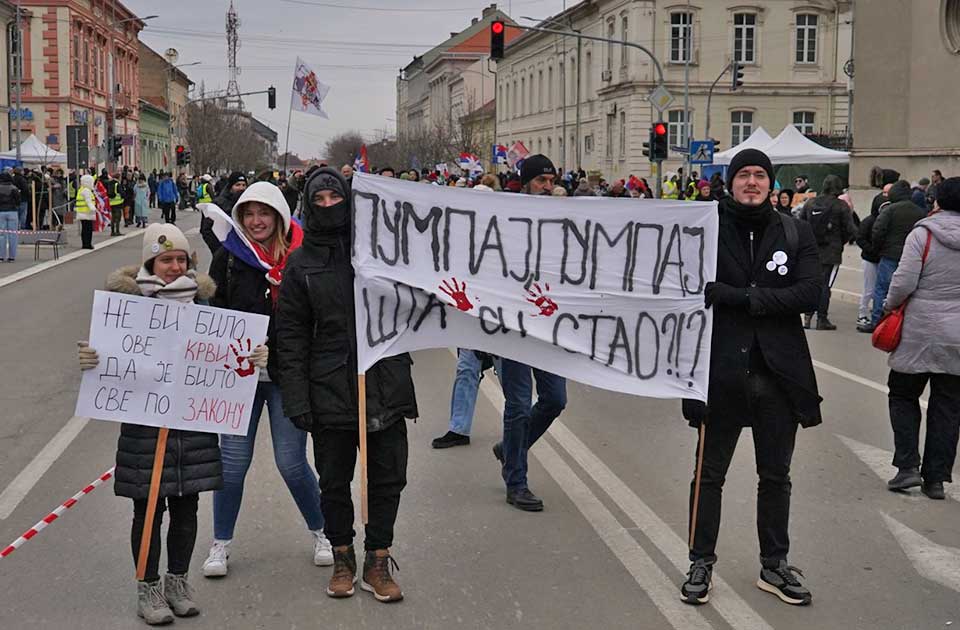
351, 173, 719, 402
75, 291, 269, 435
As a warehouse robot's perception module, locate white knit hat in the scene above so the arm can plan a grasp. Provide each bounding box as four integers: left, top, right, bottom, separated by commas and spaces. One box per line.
142, 223, 190, 265
232, 181, 292, 235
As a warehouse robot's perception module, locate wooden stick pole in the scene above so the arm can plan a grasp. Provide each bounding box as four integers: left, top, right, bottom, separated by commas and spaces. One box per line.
30, 179, 36, 231
358, 374, 368, 525
688, 422, 706, 551
136, 428, 169, 581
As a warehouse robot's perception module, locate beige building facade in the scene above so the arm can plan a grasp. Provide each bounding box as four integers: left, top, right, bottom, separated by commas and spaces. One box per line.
850, 0, 960, 186
139, 42, 194, 169
1, 1, 14, 151
498, 0, 852, 179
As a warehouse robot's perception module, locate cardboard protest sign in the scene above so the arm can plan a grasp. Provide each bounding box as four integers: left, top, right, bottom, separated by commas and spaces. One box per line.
350, 173, 719, 402
75, 291, 269, 435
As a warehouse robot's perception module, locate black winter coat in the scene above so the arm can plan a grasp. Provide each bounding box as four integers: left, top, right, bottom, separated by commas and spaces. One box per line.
684, 203, 823, 428
799, 195, 857, 266
104, 265, 223, 500
873, 195, 927, 262
856, 211, 882, 263
276, 234, 419, 432
0, 181, 20, 210
209, 247, 280, 381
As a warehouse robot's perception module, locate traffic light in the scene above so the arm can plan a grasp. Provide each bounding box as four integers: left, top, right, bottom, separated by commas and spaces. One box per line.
267, 86, 276, 110
182, 149, 191, 165
490, 20, 505, 60
731, 61, 744, 91
175, 145, 185, 166
112, 135, 123, 160
642, 127, 654, 161
652, 121, 668, 161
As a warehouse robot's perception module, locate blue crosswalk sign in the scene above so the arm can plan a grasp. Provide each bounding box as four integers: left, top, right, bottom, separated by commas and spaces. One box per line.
689, 140, 714, 165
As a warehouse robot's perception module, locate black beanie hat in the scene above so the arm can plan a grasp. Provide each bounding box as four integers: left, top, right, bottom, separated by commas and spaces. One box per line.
726, 148, 774, 190
228, 171, 246, 187
520, 154, 556, 186
936, 176, 960, 211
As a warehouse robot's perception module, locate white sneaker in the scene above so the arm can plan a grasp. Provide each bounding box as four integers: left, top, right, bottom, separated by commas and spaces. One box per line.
202, 540, 230, 578
313, 531, 334, 567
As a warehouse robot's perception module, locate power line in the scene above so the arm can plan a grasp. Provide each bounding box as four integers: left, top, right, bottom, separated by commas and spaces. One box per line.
277, 0, 548, 12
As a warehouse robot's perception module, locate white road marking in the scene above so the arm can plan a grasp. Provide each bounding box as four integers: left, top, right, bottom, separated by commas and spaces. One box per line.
472, 361, 772, 630
836, 434, 959, 502
812, 360, 928, 409
0, 230, 143, 290
839, 265, 862, 274
882, 512, 960, 594
0, 416, 90, 520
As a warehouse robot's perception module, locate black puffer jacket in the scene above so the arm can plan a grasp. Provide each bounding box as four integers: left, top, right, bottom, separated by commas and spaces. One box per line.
209, 248, 281, 381
0, 173, 20, 210
277, 167, 418, 432
798, 176, 856, 267
105, 265, 223, 500
873, 181, 928, 262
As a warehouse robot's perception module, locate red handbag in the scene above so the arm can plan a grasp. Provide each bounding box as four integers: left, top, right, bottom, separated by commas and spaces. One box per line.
872, 230, 932, 352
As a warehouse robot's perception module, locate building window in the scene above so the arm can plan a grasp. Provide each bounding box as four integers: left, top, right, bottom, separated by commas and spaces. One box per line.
944, 0, 960, 53
538, 70, 544, 111
621, 16, 628, 67
730, 111, 753, 146
72, 27, 80, 81
733, 13, 756, 64
547, 66, 553, 108
585, 51, 592, 95
83, 37, 90, 84
668, 109, 690, 152
547, 137, 552, 156
569, 57, 576, 102
619, 110, 627, 157
795, 14, 818, 64
513, 80, 518, 117
670, 12, 693, 63
606, 114, 614, 159
606, 19, 615, 72
8, 22, 22, 82
584, 134, 593, 154
520, 76, 526, 116
793, 111, 816, 134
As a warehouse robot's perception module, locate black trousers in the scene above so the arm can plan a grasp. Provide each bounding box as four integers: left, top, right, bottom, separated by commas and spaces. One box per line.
312, 420, 407, 551
160, 202, 176, 224
130, 494, 199, 583
888, 370, 960, 482
816, 264, 839, 319
80, 220, 93, 248
689, 369, 798, 566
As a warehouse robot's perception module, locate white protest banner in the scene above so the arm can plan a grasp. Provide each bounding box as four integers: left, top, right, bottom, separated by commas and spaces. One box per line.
350, 173, 719, 402
75, 291, 270, 435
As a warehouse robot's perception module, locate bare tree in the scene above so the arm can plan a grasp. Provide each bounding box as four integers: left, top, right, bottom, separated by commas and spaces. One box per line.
185, 86, 267, 174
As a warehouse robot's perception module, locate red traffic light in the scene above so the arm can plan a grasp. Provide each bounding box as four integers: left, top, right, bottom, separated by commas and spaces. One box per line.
175, 145, 184, 154
492, 21, 504, 34
654, 123, 667, 136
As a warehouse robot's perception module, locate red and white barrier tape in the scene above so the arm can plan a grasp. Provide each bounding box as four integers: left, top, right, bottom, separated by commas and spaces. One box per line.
0, 467, 114, 559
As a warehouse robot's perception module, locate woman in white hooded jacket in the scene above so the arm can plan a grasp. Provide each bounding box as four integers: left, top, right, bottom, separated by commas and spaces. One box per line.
76, 173, 97, 249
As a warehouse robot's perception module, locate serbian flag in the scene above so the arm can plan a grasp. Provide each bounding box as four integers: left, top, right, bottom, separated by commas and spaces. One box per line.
353, 145, 370, 173
506, 141, 529, 168
458, 152, 481, 174
199, 202, 304, 302
492, 144, 508, 164
93, 180, 111, 232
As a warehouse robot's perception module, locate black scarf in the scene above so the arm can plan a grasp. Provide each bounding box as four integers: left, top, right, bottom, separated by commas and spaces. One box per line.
304, 200, 350, 250
721, 196, 774, 229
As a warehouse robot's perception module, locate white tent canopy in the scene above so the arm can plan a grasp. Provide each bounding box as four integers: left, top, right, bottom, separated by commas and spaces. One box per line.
713, 127, 774, 165
760, 124, 849, 164
0, 134, 68, 164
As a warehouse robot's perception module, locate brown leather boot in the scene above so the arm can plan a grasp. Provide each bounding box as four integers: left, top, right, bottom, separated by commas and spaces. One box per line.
361, 549, 403, 602
326, 545, 357, 598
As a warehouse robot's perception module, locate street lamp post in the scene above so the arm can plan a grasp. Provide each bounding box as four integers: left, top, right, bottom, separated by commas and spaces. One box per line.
14, 0, 23, 163
107, 14, 157, 172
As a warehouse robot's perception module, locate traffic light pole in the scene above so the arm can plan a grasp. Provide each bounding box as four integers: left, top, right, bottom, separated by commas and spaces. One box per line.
704, 62, 733, 142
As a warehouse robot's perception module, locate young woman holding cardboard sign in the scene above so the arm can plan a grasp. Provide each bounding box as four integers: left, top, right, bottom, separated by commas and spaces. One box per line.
77, 224, 267, 625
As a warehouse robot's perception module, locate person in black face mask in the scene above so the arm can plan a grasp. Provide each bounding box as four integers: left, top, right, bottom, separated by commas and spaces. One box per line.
276, 167, 418, 604
680, 149, 822, 608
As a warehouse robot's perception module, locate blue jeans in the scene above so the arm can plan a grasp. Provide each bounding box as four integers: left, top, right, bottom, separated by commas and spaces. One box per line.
0, 211, 18, 260
18, 202, 27, 229
213, 382, 324, 540
499, 359, 567, 491
449, 349, 482, 436
871, 257, 899, 325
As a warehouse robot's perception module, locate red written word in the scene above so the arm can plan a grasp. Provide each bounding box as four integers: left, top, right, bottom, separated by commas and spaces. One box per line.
182, 397, 246, 430
184, 339, 230, 364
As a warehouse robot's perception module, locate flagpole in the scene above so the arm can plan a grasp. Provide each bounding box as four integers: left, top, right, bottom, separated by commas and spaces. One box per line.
282, 106, 293, 174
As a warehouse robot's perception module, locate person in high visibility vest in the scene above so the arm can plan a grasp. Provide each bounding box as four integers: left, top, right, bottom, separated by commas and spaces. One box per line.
662, 176, 679, 199
75, 174, 97, 249
104, 173, 124, 236
197, 174, 214, 206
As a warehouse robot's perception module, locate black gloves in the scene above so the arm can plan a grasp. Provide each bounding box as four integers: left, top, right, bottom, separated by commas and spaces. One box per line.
681, 399, 708, 428
704, 282, 749, 309
290, 413, 314, 432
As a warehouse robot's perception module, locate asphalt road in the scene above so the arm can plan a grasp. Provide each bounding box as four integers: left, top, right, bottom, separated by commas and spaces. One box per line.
1, 209, 957, 630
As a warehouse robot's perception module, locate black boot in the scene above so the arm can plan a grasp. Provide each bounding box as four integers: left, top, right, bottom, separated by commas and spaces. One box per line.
431, 431, 470, 449
816, 317, 837, 331
887, 467, 922, 491
921, 480, 945, 500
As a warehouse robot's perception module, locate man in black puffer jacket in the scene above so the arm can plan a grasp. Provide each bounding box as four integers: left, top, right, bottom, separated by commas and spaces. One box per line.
862, 180, 927, 330
798, 174, 857, 330
855, 197, 884, 328
277, 166, 417, 603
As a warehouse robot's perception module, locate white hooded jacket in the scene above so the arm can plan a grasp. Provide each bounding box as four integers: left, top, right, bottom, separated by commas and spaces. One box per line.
231, 181, 291, 235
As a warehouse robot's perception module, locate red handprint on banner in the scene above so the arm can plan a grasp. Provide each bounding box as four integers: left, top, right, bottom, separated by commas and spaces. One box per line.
439, 277, 474, 312
224, 338, 256, 377
526, 283, 558, 317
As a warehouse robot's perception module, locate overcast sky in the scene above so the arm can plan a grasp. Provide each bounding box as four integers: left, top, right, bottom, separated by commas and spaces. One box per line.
127, 0, 569, 160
